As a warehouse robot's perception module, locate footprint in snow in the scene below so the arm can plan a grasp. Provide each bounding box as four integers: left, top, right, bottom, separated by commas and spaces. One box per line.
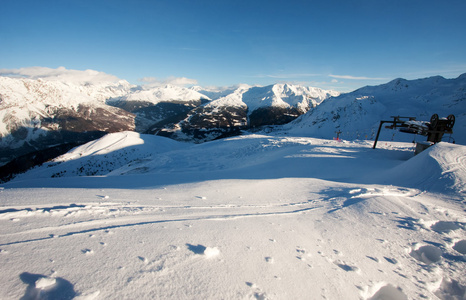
186, 243, 206, 254
296, 248, 306, 255
367, 284, 408, 300
296, 247, 312, 262
431, 221, 462, 233
168, 245, 180, 251
19, 272, 76, 300
366, 256, 380, 263
384, 257, 398, 264
81, 249, 94, 255
186, 244, 220, 258
265, 257, 274, 263
434, 277, 466, 300
245, 282, 269, 300
333, 260, 360, 273
396, 216, 422, 231
452, 240, 466, 254
410, 245, 442, 264
333, 249, 343, 256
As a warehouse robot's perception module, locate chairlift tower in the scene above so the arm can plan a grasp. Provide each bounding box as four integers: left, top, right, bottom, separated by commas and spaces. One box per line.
372, 114, 455, 154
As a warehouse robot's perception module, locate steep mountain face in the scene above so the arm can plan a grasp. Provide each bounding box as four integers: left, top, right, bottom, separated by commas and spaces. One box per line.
152, 83, 339, 142
285, 74, 466, 145
0, 77, 136, 165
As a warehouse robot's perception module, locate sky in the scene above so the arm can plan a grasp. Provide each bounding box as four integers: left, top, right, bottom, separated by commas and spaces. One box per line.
1, 0, 466, 92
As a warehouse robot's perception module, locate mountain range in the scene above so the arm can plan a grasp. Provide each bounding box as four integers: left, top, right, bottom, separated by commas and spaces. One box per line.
0, 77, 337, 167
1, 72, 465, 180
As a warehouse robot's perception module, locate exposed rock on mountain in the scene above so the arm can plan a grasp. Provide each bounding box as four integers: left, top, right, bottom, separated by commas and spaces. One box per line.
151, 83, 338, 142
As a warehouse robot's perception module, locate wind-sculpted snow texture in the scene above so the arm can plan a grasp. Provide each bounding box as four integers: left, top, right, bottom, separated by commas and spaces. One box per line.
286, 74, 466, 145
1, 132, 465, 299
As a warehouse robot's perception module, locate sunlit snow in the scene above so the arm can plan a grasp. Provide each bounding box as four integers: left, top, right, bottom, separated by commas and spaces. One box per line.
0, 132, 465, 299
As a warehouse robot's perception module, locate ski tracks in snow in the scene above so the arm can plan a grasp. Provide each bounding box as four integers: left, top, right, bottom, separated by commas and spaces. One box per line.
1, 183, 465, 299
0, 198, 324, 248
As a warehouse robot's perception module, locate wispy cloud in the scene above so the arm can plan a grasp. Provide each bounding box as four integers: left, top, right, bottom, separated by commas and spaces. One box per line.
329, 74, 388, 80
138, 76, 198, 88
0, 66, 121, 83
252, 73, 321, 79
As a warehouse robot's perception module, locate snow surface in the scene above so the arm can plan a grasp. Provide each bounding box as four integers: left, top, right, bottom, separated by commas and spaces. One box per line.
1, 131, 465, 299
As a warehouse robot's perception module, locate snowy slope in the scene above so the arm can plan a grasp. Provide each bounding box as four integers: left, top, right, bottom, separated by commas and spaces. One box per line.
376, 142, 466, 194
285, 74, 466, 145
10, 132, 188, 178
1, 132, 465, 299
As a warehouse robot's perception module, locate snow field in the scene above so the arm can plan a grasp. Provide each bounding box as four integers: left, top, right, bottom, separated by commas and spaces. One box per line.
0, 133, 465, 299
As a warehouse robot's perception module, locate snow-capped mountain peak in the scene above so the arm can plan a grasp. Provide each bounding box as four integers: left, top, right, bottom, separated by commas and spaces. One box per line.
204, 83, 339, 113
117, 84, 210, 104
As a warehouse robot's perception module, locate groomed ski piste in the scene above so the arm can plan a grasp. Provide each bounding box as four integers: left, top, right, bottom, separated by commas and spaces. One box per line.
1, 131, 465, 299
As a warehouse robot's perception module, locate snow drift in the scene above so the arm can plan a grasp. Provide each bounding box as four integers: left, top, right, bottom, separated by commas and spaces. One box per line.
376, 142, 466, 195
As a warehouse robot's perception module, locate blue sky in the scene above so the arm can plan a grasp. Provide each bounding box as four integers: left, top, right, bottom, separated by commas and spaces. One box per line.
1, 0, 466, 91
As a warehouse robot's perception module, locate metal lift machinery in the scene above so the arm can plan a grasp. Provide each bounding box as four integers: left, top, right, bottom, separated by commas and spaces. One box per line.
372, 114, 455, 154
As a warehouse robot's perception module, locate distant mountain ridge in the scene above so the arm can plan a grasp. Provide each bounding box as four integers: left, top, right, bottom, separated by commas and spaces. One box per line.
285, 73, 466, 145
0, 76, 337, 166
116, 84, 210, 103
151, 83, 339, 142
